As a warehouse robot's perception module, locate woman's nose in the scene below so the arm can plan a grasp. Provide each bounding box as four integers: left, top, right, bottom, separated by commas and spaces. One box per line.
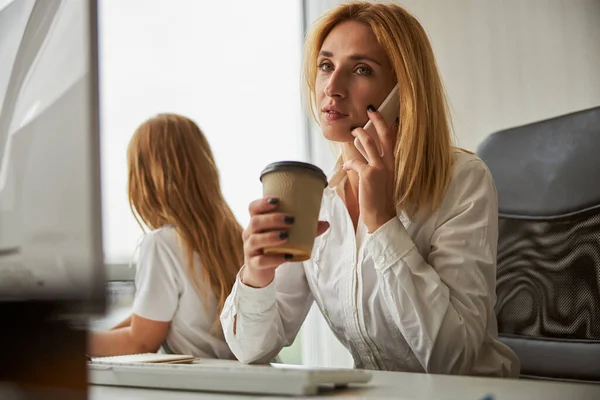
324, 71, 347, 98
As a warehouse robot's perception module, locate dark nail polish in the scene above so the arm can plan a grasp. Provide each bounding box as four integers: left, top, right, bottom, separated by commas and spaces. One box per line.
279, 231, 288, 239
395, 117, 399, 124
267, 198, 279, 205
367, 105, 376, 113
284, 253, 293, 260
284, 216, 295, 224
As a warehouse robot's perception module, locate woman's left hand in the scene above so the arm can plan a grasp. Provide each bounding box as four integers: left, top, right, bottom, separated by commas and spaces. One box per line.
342, 107, 398, 233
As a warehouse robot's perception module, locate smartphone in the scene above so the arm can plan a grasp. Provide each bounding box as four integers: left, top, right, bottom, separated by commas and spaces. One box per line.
354, 84, 400, 163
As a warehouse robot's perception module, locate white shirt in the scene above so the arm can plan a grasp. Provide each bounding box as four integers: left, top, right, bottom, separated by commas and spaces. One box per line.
221, 151, 520, 377
133, 226, 234, 359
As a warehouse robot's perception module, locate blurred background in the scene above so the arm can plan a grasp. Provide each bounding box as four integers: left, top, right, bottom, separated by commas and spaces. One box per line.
95, 0, 600, 367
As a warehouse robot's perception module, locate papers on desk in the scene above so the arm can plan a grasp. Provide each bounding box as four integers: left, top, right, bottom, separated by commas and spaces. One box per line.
90, 353, 195, 365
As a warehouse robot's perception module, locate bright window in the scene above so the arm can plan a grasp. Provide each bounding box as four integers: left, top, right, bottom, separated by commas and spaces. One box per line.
98, 0, 305, 264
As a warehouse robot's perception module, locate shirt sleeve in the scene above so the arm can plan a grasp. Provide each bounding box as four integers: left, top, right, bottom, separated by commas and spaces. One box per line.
364, 158, 503, 375
220, 262, 314, 364
132, 232, 180, 322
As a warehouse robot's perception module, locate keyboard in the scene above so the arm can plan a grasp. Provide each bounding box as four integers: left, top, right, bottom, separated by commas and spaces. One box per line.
88, 358, 372, 396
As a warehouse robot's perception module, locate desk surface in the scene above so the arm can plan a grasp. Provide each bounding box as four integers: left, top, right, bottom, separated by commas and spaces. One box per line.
90, 368, 600, 400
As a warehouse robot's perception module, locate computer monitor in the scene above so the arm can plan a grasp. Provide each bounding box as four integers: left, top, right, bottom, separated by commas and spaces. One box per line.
0, 0, 103, 397
0, 0, 104, 312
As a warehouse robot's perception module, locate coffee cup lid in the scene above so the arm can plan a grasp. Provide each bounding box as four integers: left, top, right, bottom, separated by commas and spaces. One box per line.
260, 161, 328, 188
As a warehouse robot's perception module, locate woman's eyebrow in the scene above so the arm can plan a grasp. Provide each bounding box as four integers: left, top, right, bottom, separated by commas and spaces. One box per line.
318, 50, 382, 66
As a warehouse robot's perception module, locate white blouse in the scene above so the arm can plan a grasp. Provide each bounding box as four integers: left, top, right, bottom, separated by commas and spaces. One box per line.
220, 151, 520, 377
133, 226, 234, 360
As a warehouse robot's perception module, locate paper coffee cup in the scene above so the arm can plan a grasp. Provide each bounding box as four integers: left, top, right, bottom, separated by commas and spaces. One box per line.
260, 161, 327, 262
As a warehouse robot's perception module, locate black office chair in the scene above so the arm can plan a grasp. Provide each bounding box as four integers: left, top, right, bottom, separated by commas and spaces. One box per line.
477, 106, 600, 383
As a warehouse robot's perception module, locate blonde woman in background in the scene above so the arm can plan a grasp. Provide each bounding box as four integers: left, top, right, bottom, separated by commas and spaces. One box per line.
221, 2, 520, 377
89, 113, 243, 359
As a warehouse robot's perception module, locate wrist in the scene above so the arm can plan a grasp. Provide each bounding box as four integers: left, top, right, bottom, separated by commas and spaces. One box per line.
241, 266, 275, 288
368, 212, 397, 233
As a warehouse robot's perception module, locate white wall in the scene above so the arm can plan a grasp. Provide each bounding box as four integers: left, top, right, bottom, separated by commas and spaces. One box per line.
301, 0, 600, 368
400, 0, 600, 151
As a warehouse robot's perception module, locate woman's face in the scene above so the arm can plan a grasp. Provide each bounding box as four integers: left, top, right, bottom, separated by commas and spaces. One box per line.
315, 20, 396, 143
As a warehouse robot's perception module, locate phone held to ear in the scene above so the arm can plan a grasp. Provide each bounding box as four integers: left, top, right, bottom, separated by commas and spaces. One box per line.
354, 84, 400, 163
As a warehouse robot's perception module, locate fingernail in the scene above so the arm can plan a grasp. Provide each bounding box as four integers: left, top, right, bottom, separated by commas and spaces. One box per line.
284, 216, 295, 224
395, 117, 399, 124
279, 231, 288, 239
284, 253, 293, 260
267, 198, 279, 205
367, 105, 376, 113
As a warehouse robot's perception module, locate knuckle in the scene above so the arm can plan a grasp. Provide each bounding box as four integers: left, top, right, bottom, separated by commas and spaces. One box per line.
243, 236, 253, 252
248, 198, 262, 215
247, 234, 260, 251
249, 216, 259, 232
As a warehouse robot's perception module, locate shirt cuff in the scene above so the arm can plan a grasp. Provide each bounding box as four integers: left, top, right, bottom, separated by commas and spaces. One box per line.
234, 266, 277, 314
365, 216, 415, 272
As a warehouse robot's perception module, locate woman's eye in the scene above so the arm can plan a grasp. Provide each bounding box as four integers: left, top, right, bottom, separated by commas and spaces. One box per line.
318, 62, 333, 72
355, 66, 372, 76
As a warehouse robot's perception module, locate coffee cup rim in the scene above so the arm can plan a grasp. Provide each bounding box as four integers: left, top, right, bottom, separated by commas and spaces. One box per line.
260, 161, 328, 188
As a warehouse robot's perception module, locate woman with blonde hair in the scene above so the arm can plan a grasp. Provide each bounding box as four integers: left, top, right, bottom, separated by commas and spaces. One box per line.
89, 113, 243, 359
221, 2, 520, 377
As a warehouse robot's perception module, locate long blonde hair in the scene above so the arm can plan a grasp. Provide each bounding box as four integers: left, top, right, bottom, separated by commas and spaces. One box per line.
127, 113, 243, 318
303, 2, 454, 217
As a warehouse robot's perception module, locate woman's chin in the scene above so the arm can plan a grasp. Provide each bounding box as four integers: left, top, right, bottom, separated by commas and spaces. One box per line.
321, 126, 354, 143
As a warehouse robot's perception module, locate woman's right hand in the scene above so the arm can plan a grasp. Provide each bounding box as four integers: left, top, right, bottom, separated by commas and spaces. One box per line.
241, 197, 330, 288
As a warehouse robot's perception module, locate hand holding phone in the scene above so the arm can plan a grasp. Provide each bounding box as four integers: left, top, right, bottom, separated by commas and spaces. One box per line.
354, 84, 400, 163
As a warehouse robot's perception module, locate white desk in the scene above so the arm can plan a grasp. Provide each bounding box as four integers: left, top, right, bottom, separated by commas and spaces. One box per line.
90, 369, 600, 400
